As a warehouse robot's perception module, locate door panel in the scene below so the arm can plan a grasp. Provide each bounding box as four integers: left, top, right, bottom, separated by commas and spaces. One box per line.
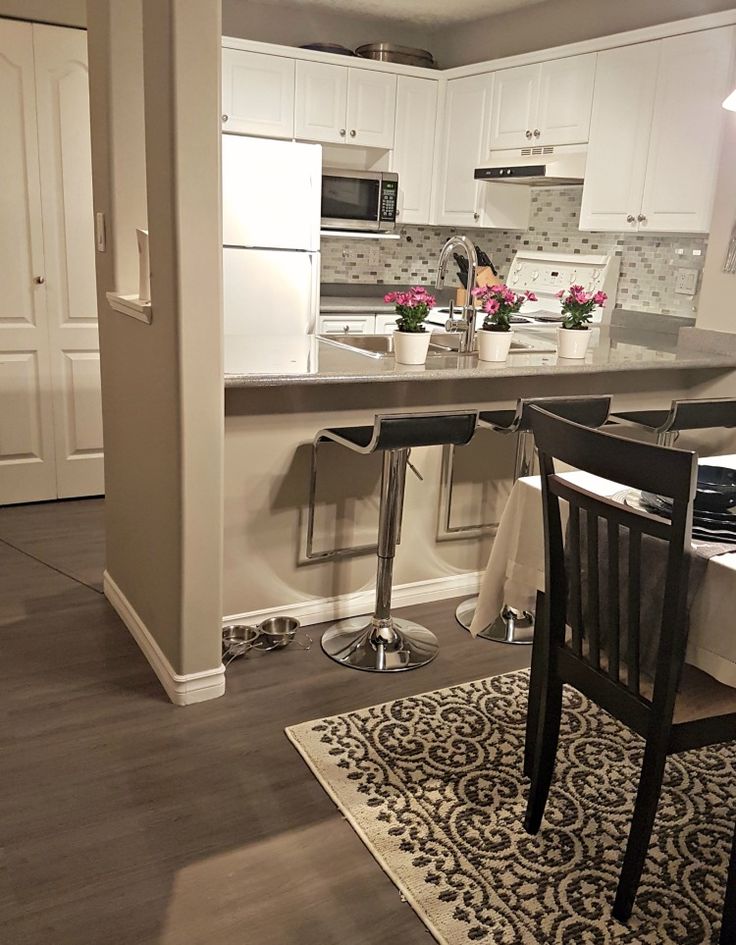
0, 19, 57, 504
640, 27, 734, 233
221, 48, 295, 138
488, 64, 539, 150
33, 24, 103, 498
579, 43, 659, 232
391, 76, 437, 224
294, 60, 348, 144
346, 69, 396, 149
537, 53, 596, 146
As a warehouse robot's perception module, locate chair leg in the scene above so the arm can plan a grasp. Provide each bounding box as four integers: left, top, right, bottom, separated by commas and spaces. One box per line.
523, 676, 563, 834
612, 738, 668, 922
720, 824, 736, 945
524, 592, 547, 778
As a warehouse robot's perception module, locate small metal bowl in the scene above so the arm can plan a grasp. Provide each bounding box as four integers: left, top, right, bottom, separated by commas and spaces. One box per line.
257, 616, 301, 649
222, 624, 260, 659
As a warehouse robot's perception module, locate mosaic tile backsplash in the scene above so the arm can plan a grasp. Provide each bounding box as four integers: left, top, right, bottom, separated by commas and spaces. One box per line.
320, 188, 708, 317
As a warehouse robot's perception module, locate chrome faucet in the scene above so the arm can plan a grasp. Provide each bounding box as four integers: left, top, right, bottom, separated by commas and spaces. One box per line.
435, 235, 478, 353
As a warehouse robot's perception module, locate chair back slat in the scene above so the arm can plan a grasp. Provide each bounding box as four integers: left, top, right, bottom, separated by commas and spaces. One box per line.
627, 528, 642, 695
586, 509, 601, 671
530, 407, 697, 717
608, 522, 621, 684
568, 504, 584, 657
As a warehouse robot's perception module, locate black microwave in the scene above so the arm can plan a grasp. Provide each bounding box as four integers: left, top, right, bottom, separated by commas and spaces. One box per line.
321, 168, 398, 233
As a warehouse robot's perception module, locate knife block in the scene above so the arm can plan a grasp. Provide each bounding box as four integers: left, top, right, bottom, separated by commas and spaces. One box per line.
454, 267, 503, 308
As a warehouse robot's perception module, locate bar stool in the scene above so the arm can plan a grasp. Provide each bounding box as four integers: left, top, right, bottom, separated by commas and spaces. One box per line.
455, 395, 612, 643
317, 410, 478, 672
610, 397, 736, 446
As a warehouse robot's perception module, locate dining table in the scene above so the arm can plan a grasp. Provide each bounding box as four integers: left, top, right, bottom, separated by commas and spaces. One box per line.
470, 454, 736, 689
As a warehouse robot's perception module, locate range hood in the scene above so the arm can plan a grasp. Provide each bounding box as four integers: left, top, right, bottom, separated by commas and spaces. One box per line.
475, 145, 587, 187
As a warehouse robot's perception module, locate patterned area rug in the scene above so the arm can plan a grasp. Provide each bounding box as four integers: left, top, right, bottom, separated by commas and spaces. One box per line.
286, 670, 736, 944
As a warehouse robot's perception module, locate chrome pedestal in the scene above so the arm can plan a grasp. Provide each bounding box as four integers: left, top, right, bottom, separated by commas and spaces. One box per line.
321, 447, 439, 672
321, 616, 439, 672
455, 596, 534, 645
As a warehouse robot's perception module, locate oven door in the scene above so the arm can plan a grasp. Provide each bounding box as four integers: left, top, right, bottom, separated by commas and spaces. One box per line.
321, 171, 382, 232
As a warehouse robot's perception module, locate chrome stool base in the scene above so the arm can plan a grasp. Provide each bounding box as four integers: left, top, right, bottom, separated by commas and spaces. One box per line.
321, 616, 439, 672
455, 596, 534, 645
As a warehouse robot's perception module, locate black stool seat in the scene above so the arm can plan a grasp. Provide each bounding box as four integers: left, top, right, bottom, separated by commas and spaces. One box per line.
610, 409, 672, 432
611, 398, 736, 438
317, 412, 478, 454
480, 395, 612, 436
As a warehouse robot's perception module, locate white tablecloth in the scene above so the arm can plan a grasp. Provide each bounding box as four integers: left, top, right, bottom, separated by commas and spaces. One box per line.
470, 455, 736, 689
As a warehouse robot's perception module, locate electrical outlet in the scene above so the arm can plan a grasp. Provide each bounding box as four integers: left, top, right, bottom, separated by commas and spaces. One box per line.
674, 267, 699, 296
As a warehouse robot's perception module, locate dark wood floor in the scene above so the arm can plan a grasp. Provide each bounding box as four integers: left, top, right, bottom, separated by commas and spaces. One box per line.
0, 498, 529, 945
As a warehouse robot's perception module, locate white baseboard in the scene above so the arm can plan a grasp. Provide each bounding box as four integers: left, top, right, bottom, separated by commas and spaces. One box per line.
104, 570, 225, 706
223, 570, 482, 629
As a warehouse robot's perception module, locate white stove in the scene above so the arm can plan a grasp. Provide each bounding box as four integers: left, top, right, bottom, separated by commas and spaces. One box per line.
427, 249, 621, 330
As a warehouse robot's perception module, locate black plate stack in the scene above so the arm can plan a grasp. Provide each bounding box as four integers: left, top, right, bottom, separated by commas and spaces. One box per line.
633, 465, 736, 542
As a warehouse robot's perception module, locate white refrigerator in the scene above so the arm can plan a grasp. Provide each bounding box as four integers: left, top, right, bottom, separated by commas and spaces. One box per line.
222, 135, 322, 335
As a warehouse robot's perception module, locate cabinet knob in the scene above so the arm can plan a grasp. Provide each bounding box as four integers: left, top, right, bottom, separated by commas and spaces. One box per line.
533, 129, 541, 138
637, 213, 647, 223
34, 276, 45, 284
525, 129, 533, 139
626, 214, 636, 223
339, 128, 346, 137
343, 325, 350, 333
473, 212, 480, 221
349, 129, 356, 138
221, 114, 229, 123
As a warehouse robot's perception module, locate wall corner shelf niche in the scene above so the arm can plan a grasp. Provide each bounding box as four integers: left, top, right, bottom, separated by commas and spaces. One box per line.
106, 292, 153, 325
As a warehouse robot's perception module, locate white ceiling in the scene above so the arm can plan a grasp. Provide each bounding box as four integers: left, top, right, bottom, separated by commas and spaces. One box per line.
253, 0, 549, 26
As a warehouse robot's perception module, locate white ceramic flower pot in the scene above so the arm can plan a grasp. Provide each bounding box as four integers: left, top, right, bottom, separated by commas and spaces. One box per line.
393, 329, 431, 365
477, 329, 513, 362
557, 327, 591, 359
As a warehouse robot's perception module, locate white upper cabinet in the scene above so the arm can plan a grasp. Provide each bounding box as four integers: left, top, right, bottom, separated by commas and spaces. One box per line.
640, 28, 735, 233
581, 27, 734, 233
489, 54, 595, 150
391, 76, 437, 224
346, 69, 397, 148
436, 73, 530, 229
221, 49, 295, 138
294, 60, 396, 148
579, 43, 659, 232
536, 54, 596, 146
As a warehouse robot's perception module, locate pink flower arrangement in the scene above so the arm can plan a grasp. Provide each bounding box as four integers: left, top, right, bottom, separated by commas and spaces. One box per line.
471, 284, 537, 332
557, 284, 608, 330
384, 286, 436, 332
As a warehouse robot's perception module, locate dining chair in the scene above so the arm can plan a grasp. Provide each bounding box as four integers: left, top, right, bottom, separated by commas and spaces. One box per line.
524, 406, 736, 923
721, 825, 736, 944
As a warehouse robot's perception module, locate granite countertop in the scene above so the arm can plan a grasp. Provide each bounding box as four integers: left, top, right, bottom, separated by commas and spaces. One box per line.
224, 325, 736, 389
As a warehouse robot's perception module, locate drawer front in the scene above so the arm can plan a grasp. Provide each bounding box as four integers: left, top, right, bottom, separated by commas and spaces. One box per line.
318, 315, 375, 334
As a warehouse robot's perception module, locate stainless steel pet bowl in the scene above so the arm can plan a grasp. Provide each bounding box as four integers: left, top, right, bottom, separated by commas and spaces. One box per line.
258, 616, 301, 649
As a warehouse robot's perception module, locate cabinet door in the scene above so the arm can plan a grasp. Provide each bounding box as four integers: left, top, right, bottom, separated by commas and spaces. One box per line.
34, 24, 103, 499
221, 48, 295, 139
0, 19, 58, 504
640, 28, 734, 233
537, 53, 596, 146
391, 77, 438, 224
346, 69, 396, 149
374, 315, 399, 334
579, 43, 659, 232
488, 64, 539, 150
319, 316, 374, 335
294, 60, 348, 144
435, 74, 493, 226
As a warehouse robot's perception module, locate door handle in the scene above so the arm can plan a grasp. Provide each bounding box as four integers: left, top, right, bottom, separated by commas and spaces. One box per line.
637, 213, 647, 223
339, 128, 346, 137
533, 129, 541, 138
349, 129, 356, 137
525, 129, 533, 139
34, 276, 45, 284
626, 214, 636, 224
221, 114, 229, 123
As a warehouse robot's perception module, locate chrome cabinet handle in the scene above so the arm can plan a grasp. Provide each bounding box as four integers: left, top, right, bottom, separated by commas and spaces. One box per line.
473, 211, 480, 221
339, 128, 346, 137
637, 213, 647, 223
533, 128, 541, 138
626, 214, 636, 223
34, 276, 45, 284
221, 114, 229, 123
349, 129, 356, 138
525, 129, 533, 139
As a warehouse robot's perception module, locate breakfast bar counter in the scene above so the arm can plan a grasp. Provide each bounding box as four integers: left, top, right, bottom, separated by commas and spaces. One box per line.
222, 323, 736, 630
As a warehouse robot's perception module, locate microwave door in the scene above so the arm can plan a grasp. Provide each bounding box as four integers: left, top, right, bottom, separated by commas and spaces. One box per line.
321, 175, 380, 231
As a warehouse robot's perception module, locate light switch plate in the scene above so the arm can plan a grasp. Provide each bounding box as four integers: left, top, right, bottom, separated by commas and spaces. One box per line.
675, 267, 699, 296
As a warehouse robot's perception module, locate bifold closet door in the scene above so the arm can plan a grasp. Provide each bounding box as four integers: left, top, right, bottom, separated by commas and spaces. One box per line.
0, 19, 58, 505
33, 24, 103, 499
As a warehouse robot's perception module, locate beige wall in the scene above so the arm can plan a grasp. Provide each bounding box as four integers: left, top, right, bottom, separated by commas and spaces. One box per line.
0, 0, 84, 26
87, 0, 223, 691
221, 0, 432, 51
434, 0, 736, 66
697, 110, 736, 332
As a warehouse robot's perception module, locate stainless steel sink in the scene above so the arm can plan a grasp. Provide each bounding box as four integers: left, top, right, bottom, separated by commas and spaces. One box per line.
318, 331, 556, 360
318, 334, 396, 357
